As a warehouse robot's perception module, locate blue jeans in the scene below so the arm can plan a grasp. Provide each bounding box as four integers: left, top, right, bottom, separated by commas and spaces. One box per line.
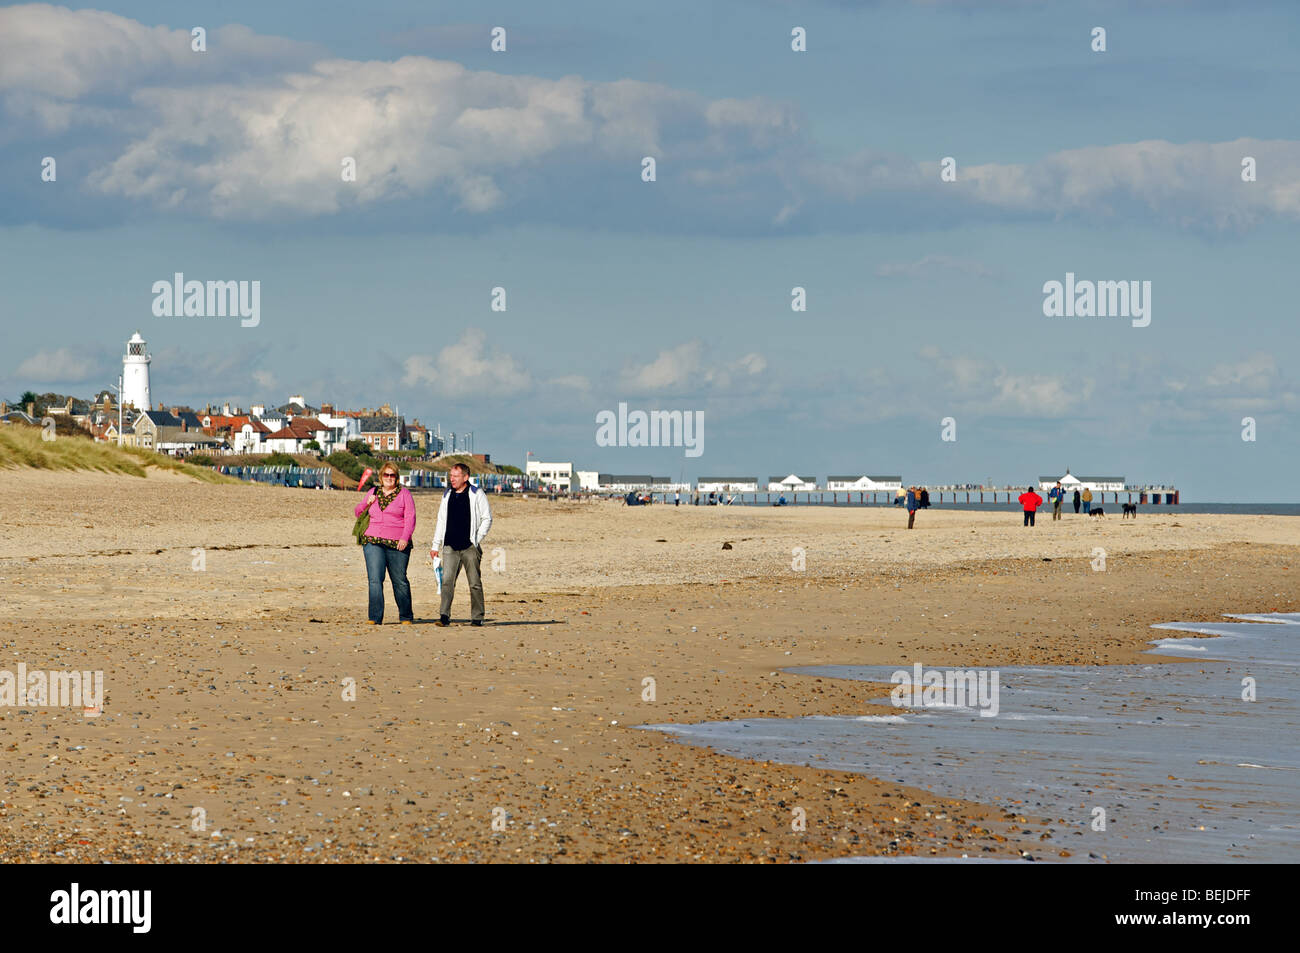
363, 543, 413, 623
1083, 501, 1091, 513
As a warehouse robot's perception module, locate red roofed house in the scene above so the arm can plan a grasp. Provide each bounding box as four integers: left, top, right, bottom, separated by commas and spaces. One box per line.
202, 414, 273, 454
263, 417, 333, 454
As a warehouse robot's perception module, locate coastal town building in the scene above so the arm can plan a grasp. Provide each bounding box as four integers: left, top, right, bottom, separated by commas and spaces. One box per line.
527, 461, 574, 491
826, 474, 903, 491
357, 414, 406, 452
697, 477, 759, 492
1038, 470, 1125, 493
18, 332, 478, 464
596, 475, 660, 492
767, 474, 818, 492
263, 417, 335, 454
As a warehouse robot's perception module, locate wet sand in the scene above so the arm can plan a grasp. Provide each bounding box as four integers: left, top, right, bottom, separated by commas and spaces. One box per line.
1, 469, 1296, 862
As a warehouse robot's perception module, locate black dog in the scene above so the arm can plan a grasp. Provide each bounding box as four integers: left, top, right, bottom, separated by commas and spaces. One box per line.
1122, 503, 1137, 518
1090, 507, 1106, 518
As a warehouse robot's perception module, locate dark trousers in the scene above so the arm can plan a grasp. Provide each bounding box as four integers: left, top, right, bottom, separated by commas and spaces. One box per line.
1074, 500, 1080, 513
907, 509, 916, 528
363, 543, 413, 623
1023, 510, 1036, 526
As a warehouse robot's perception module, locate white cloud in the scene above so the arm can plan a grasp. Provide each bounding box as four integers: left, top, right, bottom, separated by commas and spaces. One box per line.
877, 255, 997, 279
1205, 353, 1277, 392
0, 0, 798, 222
991, 371, 1091, 413
954, 139, 1300, 230
919, 347, 1091, 415
0, 5, 319, 98
546, 374, 591, 391
623, 341, 703, 391
15, 347, 95, 382
403, 329, 531, 396
4, 5, 1298, 233
620, 341, 767, 393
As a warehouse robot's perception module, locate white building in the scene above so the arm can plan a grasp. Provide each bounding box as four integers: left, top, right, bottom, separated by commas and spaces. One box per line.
263, 418, 334, 455
576, 470, 600, 491
122, 331, 152, 411
527, 460, 574, 491
767, 474, 818, 492
316, 411, 360, 454
697, 477, 758, 493
234, 421, 271, 454
826, 474, 903, 491
597, 474, 659, 492
1038, 470, 1124, 493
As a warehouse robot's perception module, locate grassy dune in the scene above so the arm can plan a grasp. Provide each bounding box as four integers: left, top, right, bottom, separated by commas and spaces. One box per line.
0, 424, 239, 484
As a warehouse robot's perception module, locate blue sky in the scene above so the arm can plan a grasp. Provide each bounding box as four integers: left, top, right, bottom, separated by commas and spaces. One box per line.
2, 0, 1297, 499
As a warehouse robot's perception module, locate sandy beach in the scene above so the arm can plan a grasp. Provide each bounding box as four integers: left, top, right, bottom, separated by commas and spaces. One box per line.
1, 468, 1296, 862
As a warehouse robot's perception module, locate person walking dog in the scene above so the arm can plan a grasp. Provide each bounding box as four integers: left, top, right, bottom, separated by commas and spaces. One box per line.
429, 463, 493, 626
355, 463, 416, 624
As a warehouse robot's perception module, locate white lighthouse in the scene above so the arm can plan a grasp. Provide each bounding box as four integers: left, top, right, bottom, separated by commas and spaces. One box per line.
122, 330, 152, 411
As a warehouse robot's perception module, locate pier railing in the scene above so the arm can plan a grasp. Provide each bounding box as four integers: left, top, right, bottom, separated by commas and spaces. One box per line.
633, 486, 1180, 506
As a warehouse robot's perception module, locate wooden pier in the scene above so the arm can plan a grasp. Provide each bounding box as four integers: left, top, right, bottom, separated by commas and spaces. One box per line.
640, 486, 1180, 506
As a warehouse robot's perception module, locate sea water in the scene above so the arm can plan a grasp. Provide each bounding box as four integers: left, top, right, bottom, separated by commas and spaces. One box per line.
640, 613, 1300, 862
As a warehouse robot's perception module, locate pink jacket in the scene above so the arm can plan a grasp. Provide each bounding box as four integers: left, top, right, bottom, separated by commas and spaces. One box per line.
354, 487, 417, 544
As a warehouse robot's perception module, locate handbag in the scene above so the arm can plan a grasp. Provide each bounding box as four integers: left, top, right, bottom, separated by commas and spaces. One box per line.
352, 496, 372, 544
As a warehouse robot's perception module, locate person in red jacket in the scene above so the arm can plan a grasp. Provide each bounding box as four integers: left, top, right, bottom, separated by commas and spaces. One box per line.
1018, 485, 1043, 527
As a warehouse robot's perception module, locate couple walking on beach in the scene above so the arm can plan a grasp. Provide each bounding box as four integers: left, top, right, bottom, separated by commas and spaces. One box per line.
354, 462, 493, 626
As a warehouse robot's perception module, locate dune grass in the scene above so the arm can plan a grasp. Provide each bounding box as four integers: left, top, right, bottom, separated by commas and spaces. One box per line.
0, 424, 239, 484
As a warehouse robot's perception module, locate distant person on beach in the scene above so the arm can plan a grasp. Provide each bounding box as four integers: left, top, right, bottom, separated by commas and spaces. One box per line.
1073, 489, 1081, 514
1082, 486, 1093, 514
905, 486, 919, 529
355, 462, 416, 625
895, 487, 906, 506
430, 463, 493, 627
674, 491, 680, 506
1018, 486, 1043, 527
1049, 481, 1064, 521
920, 488, 930, 509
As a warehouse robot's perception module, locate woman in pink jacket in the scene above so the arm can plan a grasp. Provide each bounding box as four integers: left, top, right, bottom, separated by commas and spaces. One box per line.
354, 462, 417, 624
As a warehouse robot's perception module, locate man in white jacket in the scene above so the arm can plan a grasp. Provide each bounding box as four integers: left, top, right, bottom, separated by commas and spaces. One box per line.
429, 463, 493, 626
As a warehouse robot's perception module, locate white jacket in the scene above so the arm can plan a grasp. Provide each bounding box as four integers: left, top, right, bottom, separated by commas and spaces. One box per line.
431, 483, 493, 551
